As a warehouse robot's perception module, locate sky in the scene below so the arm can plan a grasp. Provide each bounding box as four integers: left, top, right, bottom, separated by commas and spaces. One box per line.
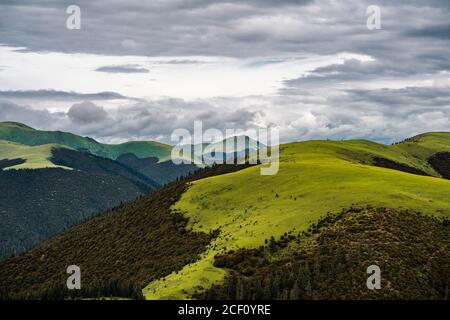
0, 0, 449, 144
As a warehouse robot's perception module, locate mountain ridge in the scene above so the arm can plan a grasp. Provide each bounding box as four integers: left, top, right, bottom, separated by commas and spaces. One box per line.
0, 121, 172, 162
1, 123, 449, 300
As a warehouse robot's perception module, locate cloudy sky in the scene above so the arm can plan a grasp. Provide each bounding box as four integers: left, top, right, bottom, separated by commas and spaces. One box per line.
0, 0, 449, 144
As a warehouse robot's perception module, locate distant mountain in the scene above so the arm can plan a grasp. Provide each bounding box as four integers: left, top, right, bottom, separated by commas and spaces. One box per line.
203, 135, 262, 154
181, 135, 264, 165
0, 121, 197, 184
0, 121, 172, 161
116, 153, 197, 185
0, 122, 268, 184
0, 124, 267, 259
0, 141, 160, 258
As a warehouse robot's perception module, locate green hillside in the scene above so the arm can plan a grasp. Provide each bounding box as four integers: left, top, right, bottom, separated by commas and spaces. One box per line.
393, 132, 450, 162
200, 207, 449, 300
0, 140, 70, 170
0, 131, 449, 300
0, 121, 172, 162
143, 135, 450, 299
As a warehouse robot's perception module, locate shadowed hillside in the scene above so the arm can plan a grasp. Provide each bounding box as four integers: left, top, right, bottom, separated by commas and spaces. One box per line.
0, 147, 160, 258
428, 152, 450, 179
51, 147, 160, 191
0, 158, 25, 169
0, 168, 147, 258
199, 207, 449, 300
116, 153, 198, 185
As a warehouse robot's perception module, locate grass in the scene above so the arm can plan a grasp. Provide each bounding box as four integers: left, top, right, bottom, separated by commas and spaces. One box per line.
0, 140, 70, 170
143, 135, 450, 299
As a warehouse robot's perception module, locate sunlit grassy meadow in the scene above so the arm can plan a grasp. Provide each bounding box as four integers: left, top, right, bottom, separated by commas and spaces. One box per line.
0, 140, 70, 170
144, 135, 450, 299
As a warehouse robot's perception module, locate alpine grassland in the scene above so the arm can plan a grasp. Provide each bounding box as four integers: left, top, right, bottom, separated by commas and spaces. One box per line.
143, 135, 450, 299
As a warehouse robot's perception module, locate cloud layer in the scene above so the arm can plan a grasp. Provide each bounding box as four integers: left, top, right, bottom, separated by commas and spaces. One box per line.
0, 0, 449, 144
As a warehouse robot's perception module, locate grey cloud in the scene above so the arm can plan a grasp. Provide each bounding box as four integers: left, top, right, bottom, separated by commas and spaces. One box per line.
0, 0, 449, 73
0, 98, 263, 144
407, 24, 450, 40
281, 50, 450, 96
0, 101, 66, 130
67, 101, 110, 124
0, 0, 312, 57
88, 100, 262, 143
282, 59, 403, 93
2, 87, 450, 146
2, 0, 450, 145
0, 90, 129, 100
95, 64, 149, 73
333, 87, 450, 112
318, 86, 450, 142
276, 47, 450, 141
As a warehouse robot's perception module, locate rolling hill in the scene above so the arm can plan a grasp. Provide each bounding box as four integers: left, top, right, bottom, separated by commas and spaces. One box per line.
0, 121, 200, 184
143, 134, 450, 299
0, 121, 172, 161
0, 139, 70, 170
0, 132, 449, 299
0, 122, 269, 184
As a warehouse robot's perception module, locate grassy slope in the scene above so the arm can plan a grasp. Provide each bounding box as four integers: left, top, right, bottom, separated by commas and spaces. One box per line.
393, 132, 450, 163
0, 140, 70, 170
0, 122, 172, 161
202, 207, 450, 300
143, 134, 450, 299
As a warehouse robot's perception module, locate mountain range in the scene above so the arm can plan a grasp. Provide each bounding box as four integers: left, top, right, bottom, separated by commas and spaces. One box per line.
0, 121, 449, 300
0, 122, 261, 258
